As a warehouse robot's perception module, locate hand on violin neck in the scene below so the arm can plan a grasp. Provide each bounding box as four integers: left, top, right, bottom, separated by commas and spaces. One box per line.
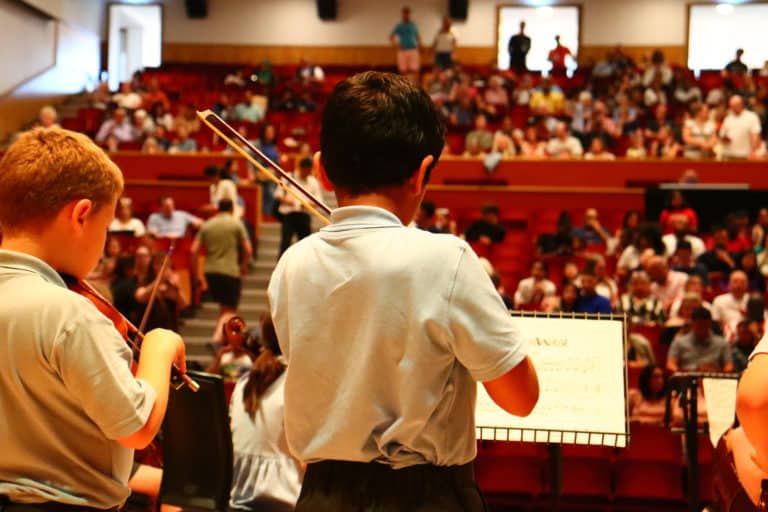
139, 328, 186, 374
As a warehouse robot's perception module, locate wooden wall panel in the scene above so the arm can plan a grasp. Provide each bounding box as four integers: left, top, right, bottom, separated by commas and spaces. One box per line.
163, 43, 686, 67
0, 95, 67, 143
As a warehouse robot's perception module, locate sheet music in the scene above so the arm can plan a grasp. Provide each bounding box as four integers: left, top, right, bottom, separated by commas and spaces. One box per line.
702, 377, 738, 447
476, 315, 627, 447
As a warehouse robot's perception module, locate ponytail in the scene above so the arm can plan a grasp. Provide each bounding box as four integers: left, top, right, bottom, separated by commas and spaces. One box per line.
242, 313, 285, 419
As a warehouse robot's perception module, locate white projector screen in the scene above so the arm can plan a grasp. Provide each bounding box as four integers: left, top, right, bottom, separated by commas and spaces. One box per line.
688, 4, 768, 73
496, 5, 580, 75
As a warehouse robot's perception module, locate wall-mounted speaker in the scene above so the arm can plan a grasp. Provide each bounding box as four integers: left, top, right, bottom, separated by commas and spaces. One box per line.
185, 0, 208, 19
449, 0, 468, 20
317, 0, 337, 20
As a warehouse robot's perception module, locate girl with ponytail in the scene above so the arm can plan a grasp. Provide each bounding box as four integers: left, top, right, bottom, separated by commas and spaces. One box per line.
228, 313, 301, 512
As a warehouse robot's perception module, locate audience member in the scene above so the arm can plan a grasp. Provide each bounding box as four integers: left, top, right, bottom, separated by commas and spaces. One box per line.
725, 48, 749, 77
465, 114, 494, 153
739, 251, 766, 292
625, 130, 648, 159
235, 90, 266, 123
168, 126, 198, 153
531, 77, 565, 116
720, 95, 762, 160
547, 35, 572, 77
507, 21, 531, 72
174, 103, 201, 134
146, 196, 202, 238
732, 320, 759, 373
95, 108, 134, 144
668, 275, 712, 319
390, 6, 422, 83
135, 252, 186, 331
513, 260, 557, 309
618, 271, 665, 325
648, 255, 688, 312
659, 190, 698, 234
669, 240, 708, 281
38, 106, 60, 129
112, 82, 142, 110
192, 199, 253, 341
464, 203, 506, 245
141, 77, 170, 110
572, 208, 611, 245
682, 104, 717, 159
574, 268, 612, 314
667, 307, 733, 372
584, 138, 615, 160
207, 315, 255, 379
275, 157, 322, 255
297, 57, 326, 84
432, 16, 457, 70
642, 50, 673, 88
109, 197, 146, 236
628, 364, 669, 425
712, 270, 750, 340
697, 225, 737, 274
662, 217, 705, 260
752, 208, 768, 250
516, 126, 547, 158
546, 122, 583, 158
674, 74, 703, 105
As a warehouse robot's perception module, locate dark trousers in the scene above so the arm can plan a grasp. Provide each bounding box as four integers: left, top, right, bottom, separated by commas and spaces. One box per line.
279, 212, 311, 255
296, 460, 488, 512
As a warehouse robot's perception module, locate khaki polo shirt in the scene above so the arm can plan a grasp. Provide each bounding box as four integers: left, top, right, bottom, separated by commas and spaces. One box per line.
0, 250, 156, 508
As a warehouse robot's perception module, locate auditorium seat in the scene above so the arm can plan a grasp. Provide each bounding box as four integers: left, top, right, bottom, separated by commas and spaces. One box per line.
475, 441, 548, 501
614, 423, 685, 505
559, 444, 615, 501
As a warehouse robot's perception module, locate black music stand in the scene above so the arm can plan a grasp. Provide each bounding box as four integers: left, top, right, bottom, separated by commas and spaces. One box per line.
158, 370, 233, 511
665, 372, 740, 512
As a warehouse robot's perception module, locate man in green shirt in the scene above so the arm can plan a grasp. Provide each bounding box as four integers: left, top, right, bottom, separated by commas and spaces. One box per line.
192, 199, 252, 341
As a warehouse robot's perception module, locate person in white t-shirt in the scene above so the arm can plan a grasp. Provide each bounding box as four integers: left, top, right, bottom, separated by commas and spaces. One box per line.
229, 314, 301, 511
647, 256, 688, 313
547, 121, 583, 158
712, 270, 750, 340
719, 95, 762, 159
274, 157, 322, 256
662, 217, 705, 259
513, 260, 556, 309
109, 197, 146, 236
433, 16, 457, 69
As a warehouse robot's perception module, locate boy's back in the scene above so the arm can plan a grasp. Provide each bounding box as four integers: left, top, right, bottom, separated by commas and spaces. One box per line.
267, 71, 537, 511
269, 205, 526, 467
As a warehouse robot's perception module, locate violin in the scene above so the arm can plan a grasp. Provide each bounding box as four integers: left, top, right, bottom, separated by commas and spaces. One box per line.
60, 275, 200, 392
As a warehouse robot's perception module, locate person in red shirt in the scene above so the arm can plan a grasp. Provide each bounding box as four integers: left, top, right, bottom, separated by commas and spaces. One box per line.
548, 35, 572, 77
659, 190, 699, 234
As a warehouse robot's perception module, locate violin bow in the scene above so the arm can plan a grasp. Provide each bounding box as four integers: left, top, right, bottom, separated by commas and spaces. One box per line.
196, 109, 332, 225
137, 239, 175, 335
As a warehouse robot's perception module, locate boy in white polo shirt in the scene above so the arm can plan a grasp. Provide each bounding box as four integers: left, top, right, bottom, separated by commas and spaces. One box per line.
268, 72, 539, 511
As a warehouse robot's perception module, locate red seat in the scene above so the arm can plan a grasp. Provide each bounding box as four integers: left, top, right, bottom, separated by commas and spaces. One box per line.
614, 423, 685, 503
475, 441, 547, 498
560, 445, 615, 499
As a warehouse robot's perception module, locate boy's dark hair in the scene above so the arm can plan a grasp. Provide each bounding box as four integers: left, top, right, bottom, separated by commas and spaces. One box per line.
298, 157, 313, 169
218, 198, 234, 212
676, 239, 692, 252
691, 306, 712, 322
420, 200, 436, 217
320, 72, 445, 195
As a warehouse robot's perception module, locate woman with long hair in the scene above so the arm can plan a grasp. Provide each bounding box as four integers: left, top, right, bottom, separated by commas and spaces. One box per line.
228, 314, 301, 512
628, 364, 669, 425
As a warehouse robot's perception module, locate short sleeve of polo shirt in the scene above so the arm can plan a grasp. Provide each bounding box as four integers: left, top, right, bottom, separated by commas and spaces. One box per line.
447, 244, 528, 382
49, 314, 157, 440
750, 333, 768, 361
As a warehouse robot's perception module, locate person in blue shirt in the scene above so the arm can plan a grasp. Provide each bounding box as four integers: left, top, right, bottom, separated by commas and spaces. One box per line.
390, 6, 422, 84
575, 268, 612, 314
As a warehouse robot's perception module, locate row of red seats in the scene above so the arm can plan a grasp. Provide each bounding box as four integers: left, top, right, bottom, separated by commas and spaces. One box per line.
476, 423, 713, 509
